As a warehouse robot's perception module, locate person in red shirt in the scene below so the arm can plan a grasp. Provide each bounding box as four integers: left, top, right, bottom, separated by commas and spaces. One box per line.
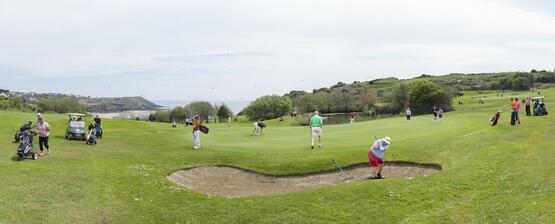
350, 112, 356, 124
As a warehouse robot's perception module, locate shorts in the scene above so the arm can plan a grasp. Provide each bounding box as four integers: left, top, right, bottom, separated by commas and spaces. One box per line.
368, 151, 384, 167
311, 127, 322, 136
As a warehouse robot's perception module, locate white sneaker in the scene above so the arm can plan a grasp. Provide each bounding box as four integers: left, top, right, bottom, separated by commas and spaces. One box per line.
39, 152, 44, 156
47, 149, 51, 155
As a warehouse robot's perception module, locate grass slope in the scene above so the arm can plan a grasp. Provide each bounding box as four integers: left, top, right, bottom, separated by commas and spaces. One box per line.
0, 90, 554, 223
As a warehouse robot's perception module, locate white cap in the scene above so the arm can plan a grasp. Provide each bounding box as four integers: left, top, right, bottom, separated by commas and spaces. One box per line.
383, 136, 391, 144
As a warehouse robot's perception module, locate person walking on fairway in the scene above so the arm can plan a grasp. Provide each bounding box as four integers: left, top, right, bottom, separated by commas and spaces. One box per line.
310, 111, 323, 149
36, 115, 51, 156
368, 136, 391, 179
192, 116, 201, 149
405, 107, 412, 120
350, 112, 356, 123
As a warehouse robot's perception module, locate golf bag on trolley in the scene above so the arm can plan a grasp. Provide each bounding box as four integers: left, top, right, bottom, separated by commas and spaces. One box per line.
14, 121, 33, 143
95, 123, 103, 138
86, 124, 97, 145
510, 111, 517, 125
17, 130, 38, 161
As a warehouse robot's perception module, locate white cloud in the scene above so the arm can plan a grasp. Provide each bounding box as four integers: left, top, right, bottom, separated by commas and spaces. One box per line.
0, 0, 554, 100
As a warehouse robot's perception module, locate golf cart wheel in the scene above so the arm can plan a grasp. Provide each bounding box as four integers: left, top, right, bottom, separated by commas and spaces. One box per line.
32, 153, 38, 160
17, 154, 23, 161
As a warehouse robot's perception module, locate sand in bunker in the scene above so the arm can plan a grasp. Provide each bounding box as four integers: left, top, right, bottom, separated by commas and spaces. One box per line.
167, 162, 440, 197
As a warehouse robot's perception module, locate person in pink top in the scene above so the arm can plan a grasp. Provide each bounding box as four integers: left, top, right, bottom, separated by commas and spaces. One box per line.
514, 98, 521, 125
36, 116, 51, 155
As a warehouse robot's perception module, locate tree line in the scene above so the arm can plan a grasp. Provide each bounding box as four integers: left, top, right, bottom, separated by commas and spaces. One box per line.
148, 101, 233, 123
0, 96, 85, 113
241, 79, 453, 121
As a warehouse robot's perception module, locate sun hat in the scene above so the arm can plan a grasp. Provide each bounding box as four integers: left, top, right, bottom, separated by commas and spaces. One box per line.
314, 111, 319, 115
383, 136, 391, 144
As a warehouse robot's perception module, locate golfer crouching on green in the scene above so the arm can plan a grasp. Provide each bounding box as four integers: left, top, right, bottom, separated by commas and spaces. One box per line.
368, 136, 391, 179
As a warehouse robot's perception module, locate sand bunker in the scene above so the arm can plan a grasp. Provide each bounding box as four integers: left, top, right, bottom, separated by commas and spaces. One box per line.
167, 162, 441, 197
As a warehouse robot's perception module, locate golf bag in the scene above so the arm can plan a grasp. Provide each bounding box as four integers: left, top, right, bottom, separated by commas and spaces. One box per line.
86, 123, 97, 144
86, 129, 97, 145
17, 130, 38, 161
199, 125, 209, 134
14, 122, 33, 143
490, 113, 500, 126
95, 124, 103, 138
534, 103, 548, 116
510, 111, 517, 125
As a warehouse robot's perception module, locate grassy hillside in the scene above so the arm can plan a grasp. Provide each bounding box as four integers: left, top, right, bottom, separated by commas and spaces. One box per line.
0, 89, 554, 223
286, 71, 555, 112
79, 96, 161, 112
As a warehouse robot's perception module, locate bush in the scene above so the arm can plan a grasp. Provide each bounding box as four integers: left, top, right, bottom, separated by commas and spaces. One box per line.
389, 83, 409, 113
185, 101, 214, 122
37, 97, 85, 113
216, 104, 233, 121
244, 95, 291, 121
408, 80, 453, 114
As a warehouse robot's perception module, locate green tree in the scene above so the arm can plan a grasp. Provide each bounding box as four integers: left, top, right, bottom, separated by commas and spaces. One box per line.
244, 95, 291, 120
330, 89, 356, 112
359, 87, 378, 111
216, 104, 233, 121
312, 91, 332, 113
185, 101, 214, 122
408, 80, 453, 114
295, 94, 316, 113
37, 97, 85, 113
389, 83, 409, 113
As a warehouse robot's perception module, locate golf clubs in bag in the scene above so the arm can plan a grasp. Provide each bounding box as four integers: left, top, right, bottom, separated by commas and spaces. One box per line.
14, 121, 33, 143
86, 129, 97, 145
86, 123, 97, 145
510, 111, 517, 125
95, 124, 103, 138
17, 130, 38, 161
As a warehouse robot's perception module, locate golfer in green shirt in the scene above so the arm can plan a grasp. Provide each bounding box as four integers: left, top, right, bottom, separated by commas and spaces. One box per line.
310, 111, 323, 149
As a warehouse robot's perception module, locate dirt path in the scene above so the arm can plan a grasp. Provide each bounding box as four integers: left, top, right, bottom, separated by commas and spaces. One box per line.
167, 162, 441, 197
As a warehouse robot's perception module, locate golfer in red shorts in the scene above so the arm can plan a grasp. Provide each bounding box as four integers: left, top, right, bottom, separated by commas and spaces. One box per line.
368, 136, 391, 179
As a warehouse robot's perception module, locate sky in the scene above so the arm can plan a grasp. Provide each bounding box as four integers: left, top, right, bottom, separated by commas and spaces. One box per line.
1, 0, 555, 101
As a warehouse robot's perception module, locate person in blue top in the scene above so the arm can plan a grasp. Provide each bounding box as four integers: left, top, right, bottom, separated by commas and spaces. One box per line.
368, 136, 391, 179
309, 111, 324, 149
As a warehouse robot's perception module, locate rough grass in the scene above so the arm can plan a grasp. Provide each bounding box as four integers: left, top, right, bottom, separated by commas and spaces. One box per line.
0, 89, 554, 223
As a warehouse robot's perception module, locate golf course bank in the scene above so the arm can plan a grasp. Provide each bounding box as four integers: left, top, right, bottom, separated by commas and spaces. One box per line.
0, 89, 553, 223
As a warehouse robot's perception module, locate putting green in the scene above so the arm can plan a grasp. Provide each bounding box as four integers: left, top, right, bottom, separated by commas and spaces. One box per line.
0, 89, 554, 223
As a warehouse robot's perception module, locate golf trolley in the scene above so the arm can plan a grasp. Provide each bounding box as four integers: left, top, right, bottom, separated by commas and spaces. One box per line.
532, 96, 548, 116
14, 121, 33, 143
16, 130, 38, 161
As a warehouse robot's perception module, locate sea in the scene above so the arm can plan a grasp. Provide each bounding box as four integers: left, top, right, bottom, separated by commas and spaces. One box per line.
152, 100, 250, 114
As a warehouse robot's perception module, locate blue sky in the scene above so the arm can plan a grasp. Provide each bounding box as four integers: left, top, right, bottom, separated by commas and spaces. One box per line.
1, 0, 554, 101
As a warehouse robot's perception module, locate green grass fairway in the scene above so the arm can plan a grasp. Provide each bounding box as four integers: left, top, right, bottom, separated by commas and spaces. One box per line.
1, 89, 554, 223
